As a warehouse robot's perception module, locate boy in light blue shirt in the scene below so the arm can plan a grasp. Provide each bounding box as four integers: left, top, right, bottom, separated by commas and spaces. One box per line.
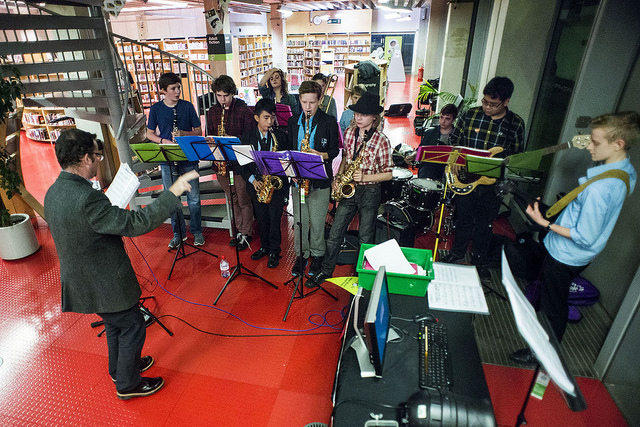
511, 111, 638, 365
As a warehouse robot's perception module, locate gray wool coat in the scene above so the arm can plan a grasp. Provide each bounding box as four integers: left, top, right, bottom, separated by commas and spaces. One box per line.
44, 171, 181, 314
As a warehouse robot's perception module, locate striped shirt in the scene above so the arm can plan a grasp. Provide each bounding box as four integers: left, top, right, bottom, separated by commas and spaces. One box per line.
449, 106, 525, 157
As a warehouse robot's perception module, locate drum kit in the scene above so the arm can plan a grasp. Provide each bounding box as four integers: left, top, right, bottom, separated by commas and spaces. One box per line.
379, 167, 455, 240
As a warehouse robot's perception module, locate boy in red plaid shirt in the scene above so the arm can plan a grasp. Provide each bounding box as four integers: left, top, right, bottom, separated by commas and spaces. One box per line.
306, 92, 393, 288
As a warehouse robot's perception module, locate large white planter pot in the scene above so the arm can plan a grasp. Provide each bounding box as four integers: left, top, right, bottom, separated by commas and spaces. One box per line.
0, 213, 40, 260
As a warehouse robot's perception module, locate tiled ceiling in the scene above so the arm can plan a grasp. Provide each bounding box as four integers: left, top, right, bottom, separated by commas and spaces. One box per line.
121, 0, 428, 15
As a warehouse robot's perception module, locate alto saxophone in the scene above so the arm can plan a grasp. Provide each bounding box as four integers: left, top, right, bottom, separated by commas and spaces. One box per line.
257, 129, 283, 204
216, 104, 227, 176
331, 132, 366, 201
299, 112, 311, 194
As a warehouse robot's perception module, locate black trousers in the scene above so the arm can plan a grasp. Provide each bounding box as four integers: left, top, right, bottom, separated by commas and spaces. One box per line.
98, 303, 146, 392
246, 180, 286, 256
539, 253, 587, 343
450, 185, 501, 264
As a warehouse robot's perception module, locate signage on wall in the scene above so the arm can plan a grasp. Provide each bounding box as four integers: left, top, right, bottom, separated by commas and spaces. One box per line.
327, 19, 341, 24
207, 33, 233, 61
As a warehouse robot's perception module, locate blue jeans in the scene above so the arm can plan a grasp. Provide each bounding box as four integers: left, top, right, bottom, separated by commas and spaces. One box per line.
161, 161, 202, 237
322, 184, 381, 276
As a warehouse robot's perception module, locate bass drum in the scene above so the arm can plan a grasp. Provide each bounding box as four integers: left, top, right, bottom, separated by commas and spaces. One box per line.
380, 199, 433, 230
381, 167, 413, 204
404, 178, 444, 211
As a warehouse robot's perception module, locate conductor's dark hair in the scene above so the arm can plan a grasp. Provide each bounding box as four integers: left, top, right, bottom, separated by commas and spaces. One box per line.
483, 76, 514, 101
158, 72, 181, 91
212, 75, 238, 95
254, 98, 277, 116
55, 129, 103, 169
440, 103, 459, 118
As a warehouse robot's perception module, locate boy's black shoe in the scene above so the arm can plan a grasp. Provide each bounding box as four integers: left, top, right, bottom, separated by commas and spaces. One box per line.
510, 348, 537, 366
306, 271, 330, 288
440, 253, 465, 264
251, 247, 269, 260
236, 234, 251, 251
291, 256, 308, 277
308, 256, 324, 277
267, 253, 280, 268
117, 377, 164, 400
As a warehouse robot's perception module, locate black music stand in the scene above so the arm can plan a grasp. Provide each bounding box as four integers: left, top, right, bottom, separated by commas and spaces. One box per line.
275, 150, 338, 321
501, 250, 586, 427
131, 143, 219, 280
179, 136, 279, 304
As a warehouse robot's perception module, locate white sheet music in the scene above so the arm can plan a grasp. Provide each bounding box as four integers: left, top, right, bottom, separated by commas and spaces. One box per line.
364, 239, 414, 275
427, 263, 489, 314
501, 250, 575, 395
105, 163, 140, 209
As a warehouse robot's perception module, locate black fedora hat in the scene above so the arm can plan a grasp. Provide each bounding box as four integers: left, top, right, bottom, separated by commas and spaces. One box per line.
349, 91, 384, 115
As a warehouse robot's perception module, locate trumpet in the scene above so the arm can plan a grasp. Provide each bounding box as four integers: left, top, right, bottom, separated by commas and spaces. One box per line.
257, 129, 283, 204
321, 74, 338, 114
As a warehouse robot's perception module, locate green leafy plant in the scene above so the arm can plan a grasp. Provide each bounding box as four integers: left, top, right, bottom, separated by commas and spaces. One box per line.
1, 56, 23, 124
416, 80, 478, 116
0, 56, 23, 227
0, 147, 22, 227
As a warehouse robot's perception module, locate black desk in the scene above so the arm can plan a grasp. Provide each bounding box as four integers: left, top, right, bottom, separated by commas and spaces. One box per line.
331, 292, 495, 426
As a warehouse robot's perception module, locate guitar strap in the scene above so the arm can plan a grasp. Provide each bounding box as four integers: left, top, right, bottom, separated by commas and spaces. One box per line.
545, 169, 631, 219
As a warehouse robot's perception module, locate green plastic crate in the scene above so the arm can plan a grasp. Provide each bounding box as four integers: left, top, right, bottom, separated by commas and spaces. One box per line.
356, 244, 434, 297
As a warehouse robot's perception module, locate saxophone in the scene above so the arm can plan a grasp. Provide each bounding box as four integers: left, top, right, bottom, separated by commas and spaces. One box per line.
331, 131, 367, 201
299, 112, 311, 194
257, 129, 283, 204
216, 104, 227, 176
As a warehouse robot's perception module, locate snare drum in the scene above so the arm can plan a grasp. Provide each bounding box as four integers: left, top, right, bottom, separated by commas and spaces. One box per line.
380, 167, 413, 204
404, 178, 444, 211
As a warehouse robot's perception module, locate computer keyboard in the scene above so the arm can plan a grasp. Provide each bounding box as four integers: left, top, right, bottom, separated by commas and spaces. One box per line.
419, 320, 453, 390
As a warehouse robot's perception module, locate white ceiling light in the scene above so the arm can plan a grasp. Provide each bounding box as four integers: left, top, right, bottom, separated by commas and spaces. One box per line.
384, 12, 401, 19
320, 14, 330, 20
396, 16, 412, 21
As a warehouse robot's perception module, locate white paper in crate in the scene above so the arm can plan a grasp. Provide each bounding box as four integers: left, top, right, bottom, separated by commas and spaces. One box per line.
363, 239, 415, 275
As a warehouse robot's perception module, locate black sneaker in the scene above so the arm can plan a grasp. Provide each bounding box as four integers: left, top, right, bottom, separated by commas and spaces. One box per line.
510, 348, 537, 366
117, 377, 164, 400
306, 271, 330, 288
291, 256, 308, 277
308, 256, 324, 277
236, 234, 251, 251
229, 232, 241, 247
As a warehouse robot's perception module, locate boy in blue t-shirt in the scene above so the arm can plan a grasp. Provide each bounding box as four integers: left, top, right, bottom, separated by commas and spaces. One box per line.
146, 72, 204, 248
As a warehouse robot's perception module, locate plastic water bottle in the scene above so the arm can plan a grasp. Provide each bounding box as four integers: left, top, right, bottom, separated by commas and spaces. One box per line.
220, 256, 230, 278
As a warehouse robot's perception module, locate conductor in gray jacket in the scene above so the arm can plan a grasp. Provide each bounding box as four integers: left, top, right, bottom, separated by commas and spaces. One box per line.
44, 129, 198, 400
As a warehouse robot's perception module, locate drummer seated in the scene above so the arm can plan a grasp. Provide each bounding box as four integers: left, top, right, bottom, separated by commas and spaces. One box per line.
405, 103, 458, 180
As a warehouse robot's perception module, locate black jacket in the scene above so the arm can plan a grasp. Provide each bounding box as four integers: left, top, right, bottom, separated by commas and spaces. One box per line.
287, 109, 339, 189
240, 126, 290, 183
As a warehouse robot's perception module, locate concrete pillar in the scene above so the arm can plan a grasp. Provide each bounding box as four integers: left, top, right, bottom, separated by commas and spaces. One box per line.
204, 0, 233, 77
270, 5, 286, 71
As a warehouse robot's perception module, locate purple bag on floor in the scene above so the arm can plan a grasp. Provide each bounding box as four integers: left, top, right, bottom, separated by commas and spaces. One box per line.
568, 276, 600, 306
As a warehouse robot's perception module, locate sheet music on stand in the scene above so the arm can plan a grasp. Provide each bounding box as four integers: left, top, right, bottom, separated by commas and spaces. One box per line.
175, 136, 255, 166
104, 163, 140, 209
501, 249, 577, 396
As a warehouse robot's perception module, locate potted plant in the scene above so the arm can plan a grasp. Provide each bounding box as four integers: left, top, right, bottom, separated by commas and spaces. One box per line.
414, 79, 478, 132
0, 57, 39, 260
